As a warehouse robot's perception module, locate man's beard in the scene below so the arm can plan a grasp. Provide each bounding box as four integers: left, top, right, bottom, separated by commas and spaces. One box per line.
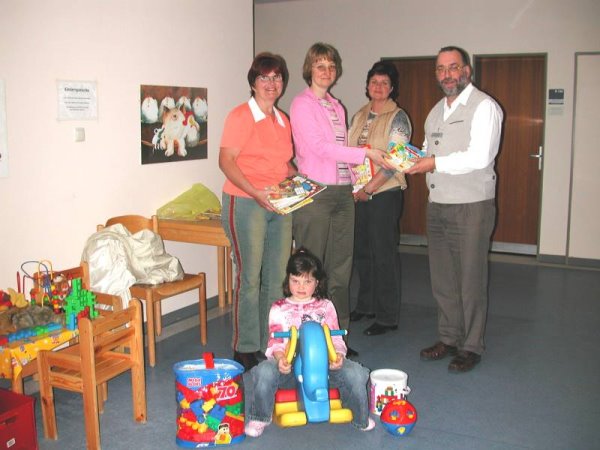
439, 73, 469, 97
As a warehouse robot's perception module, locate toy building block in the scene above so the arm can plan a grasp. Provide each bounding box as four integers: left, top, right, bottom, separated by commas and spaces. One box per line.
225, 402, 243, 416
208, 404, 226, 421
202, 398, 216, 413
63, 278, 97, 330
205, 415, 221, 432
222, 414, 245, 436
190, 400, 205, 420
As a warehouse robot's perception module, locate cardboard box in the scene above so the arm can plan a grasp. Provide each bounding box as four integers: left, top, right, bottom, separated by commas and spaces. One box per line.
0, 388, 38, 450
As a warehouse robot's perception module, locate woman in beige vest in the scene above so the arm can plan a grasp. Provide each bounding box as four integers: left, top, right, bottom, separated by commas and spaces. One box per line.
348, 61, 412, 336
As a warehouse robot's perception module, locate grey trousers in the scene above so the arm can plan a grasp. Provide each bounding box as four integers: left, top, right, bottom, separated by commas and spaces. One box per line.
426, 199, 496, 355
292, 185, 355, 330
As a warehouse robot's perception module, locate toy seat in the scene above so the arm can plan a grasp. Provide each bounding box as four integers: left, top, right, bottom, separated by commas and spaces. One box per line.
97, 214, 207, 367
272, 321, 353, 427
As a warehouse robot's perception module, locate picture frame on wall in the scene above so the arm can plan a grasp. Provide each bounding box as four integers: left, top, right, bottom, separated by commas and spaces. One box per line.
140, 84, 208, 165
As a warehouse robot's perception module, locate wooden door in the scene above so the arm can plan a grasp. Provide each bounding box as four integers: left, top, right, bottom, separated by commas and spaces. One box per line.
389, 54, 545, 253
475, 54, 545, 249
387, 57, 440, 239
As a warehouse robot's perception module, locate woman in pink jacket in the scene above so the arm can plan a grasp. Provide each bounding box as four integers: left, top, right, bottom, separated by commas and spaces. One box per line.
290, 43, 392, 355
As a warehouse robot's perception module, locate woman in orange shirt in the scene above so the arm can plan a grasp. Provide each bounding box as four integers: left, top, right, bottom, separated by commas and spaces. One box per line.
219, 52, 296, 371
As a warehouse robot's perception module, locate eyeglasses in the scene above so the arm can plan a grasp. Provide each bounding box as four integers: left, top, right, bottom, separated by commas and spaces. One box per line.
313, 63, 337, 73
435, 64, 463, 75
257, 74, 283, 83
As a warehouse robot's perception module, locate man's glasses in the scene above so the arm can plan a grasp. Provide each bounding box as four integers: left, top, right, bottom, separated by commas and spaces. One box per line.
435, 64, 463, 75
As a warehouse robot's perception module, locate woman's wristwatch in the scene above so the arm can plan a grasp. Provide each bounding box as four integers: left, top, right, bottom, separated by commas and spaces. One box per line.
362, 188, 373, 201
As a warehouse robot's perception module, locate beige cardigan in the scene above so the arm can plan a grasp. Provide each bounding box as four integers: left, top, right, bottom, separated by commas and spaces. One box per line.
348, 98, 408, 193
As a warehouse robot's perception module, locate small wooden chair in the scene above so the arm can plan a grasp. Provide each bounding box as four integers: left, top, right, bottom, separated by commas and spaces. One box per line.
37, 298, 146, 450
97, 215, 207, 367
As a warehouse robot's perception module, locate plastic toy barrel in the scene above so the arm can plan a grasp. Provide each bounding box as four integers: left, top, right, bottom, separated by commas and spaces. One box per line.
173, 353, 245, 447
369, 368, 410, 415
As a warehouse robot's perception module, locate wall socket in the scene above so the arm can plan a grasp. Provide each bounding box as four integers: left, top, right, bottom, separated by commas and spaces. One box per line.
74, 127, 85, 142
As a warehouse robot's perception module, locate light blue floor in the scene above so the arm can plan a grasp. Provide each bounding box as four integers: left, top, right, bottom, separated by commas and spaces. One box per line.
22, 251, 600, 449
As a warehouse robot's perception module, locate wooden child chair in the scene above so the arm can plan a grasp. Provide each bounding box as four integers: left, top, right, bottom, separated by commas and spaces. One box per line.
97, 214, 207, 367
37, 298, 146, 450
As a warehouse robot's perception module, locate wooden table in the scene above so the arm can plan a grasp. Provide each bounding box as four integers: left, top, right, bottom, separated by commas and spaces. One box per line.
158, 219, 232, 308
0, 328, 78, 393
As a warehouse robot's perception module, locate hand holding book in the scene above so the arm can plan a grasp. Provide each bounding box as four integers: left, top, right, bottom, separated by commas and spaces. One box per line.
267, 174, 327, 215
384, 142, 426, 172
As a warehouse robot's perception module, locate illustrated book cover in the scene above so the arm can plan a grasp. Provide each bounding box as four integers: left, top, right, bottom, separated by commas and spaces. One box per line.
268, 175, 327, 214
385, 142, 426, 172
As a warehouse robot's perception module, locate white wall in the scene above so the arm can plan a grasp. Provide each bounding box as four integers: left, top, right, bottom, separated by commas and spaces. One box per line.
255, 0, 600, 260
0, 0, 254, 312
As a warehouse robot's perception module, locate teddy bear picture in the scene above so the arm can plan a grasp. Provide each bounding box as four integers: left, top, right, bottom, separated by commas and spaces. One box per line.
140, 85, 207, 165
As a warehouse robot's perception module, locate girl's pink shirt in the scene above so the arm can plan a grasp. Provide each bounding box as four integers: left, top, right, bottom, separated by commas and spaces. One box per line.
265, 297, 347, 359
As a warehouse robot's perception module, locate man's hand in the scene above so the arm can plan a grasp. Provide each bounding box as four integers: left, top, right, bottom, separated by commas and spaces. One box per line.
405, 156, 435, 174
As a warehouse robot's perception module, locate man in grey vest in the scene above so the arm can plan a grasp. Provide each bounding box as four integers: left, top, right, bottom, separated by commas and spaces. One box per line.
405, 46, 503, 373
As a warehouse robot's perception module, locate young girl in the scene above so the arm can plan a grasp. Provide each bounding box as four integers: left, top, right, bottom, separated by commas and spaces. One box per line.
244, 248, 375, 437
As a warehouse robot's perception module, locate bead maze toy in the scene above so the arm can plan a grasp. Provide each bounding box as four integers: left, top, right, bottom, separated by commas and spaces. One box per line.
273, 321, 353, 427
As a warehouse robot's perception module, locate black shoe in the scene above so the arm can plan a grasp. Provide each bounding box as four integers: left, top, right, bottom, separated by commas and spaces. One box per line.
363, 323, 398, 336
233, 351, 259, 371
349, 310, 375, 322
346, 347, 359, 358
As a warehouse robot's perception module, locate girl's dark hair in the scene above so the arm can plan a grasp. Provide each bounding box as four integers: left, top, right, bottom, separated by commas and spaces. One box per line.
282, 247, 328, 299
365, 60, 399, 100
247, 52, 289, 97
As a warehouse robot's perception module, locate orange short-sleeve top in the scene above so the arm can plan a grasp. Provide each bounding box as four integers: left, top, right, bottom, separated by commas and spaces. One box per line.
220, 98, 293, 198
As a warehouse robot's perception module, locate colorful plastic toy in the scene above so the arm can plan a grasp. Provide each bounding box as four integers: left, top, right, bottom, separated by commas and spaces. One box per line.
380, 399, 417, 436
174, 354, 245, 447
273, 321, 353, 427
63, 278, 98, 330
6, 322, 62, 342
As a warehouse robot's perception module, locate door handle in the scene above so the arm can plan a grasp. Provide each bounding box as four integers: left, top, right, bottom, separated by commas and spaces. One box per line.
529, 146, 543, 171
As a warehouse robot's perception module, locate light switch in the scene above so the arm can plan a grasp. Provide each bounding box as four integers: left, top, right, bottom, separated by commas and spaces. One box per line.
74, 127, 85, 142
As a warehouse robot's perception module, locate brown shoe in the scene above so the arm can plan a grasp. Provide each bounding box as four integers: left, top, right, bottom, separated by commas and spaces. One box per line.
420, 342, 458, 361
448, 351, 481, 373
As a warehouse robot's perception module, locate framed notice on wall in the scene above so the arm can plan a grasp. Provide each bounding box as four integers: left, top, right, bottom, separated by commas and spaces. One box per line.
57, 80, 98, 120
0, 79, 7, 178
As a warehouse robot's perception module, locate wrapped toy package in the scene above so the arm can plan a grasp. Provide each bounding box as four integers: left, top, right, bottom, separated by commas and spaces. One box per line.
173, 353, 245, 447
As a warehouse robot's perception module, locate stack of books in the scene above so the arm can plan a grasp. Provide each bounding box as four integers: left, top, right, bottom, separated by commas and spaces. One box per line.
268, 175, 326, 214
384, 142, 426, 172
